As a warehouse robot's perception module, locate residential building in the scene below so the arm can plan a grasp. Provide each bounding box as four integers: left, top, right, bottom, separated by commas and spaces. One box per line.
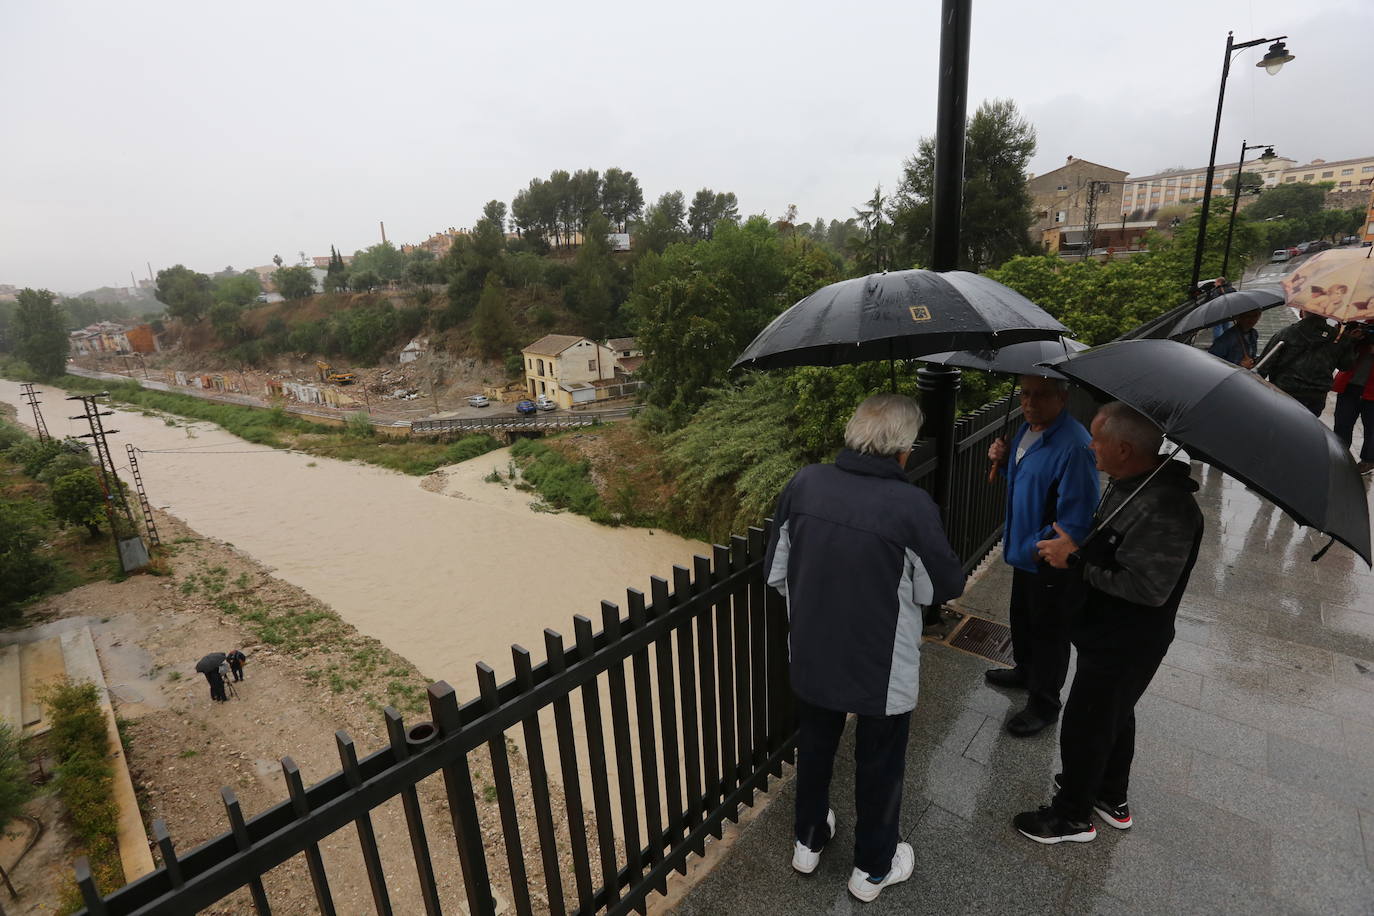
68, 320, 149, 356
1280, 156, 1374, 190
402, 229, 467, 259
1121, 153, 1374, 216
1027, 156, 1128, 241
1364, 189, 1374, 245
521, 334, 624, 408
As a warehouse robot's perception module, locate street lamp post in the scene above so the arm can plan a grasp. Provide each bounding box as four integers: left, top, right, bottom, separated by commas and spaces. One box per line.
1189, 33, 1294, 299
1221, 142, 1276, 278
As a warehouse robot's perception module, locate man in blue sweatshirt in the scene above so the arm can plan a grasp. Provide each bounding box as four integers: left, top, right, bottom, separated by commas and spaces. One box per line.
986, 376, 1099, 736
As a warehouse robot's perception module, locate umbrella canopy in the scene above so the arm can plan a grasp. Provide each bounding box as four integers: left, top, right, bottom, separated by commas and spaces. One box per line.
921, 337, 1088, 379
1282, 248, 1374, 323
195, 652, 227, 674
1169, 288, 1285, 338
1042, 339, 1370, 565
732, 269, 1067, 370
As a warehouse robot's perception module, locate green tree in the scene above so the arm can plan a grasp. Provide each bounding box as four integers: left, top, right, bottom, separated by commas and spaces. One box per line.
12, 288, 69, 379
155, 265, 213, 322
626, 216, 787, 425
1223, 171, 1264, 195
687, 189, 740, 240
568, 169, 604, 233
566, 212, 618, 336
0, 721, 33, 838
401, 248, 440, 286
471, 279, 515, 358
273, 266, 316, 300
348, 242, 405, 283
850, 185, 895, 273
208, 301, 245, 343
634, 191, 689, 254
601, 167, 644, 232
891, 98, 1038, 271
481, 200, 508, 232
0, 498, 57, 619
1246, 181, 1327, 223
212, 272, 261, 308
52, 468, 106, 538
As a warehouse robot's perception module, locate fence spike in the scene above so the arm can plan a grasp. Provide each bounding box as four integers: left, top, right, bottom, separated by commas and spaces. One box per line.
153, 819, 183, 889
222, 787, 272, 914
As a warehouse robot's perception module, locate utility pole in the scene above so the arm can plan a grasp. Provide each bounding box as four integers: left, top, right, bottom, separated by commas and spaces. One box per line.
19, 384, 50, 443
1082, 180, 1111, 259
67, 393, 147, 571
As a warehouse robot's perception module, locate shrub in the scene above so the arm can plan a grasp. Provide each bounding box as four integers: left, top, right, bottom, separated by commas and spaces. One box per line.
444, 435, 499, 464
344, 411, 375, 439
510, 439, 602, 515
0, 498, 58, 619
52, 468, 107, 538
6, 437, 65, 477
0, 722, 32, 830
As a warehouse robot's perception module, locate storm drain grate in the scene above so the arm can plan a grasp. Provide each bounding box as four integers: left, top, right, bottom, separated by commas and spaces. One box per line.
946, 616, 1015, 666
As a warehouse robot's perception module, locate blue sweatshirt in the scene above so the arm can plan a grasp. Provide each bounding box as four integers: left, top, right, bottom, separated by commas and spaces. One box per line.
1003, 410, 1099, 573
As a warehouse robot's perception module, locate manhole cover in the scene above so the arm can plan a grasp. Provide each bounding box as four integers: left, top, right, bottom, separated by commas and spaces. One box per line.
947, 616, 1015, 666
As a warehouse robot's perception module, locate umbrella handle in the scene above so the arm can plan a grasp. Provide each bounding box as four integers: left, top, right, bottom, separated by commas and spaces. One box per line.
1251, 339, 1285, 374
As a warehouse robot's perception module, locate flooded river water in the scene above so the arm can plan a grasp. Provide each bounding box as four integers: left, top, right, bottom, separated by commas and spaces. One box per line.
0, 379, 708, 695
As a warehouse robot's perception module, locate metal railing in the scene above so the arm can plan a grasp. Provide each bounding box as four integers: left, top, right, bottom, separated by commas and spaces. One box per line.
76, 394, 1021, 916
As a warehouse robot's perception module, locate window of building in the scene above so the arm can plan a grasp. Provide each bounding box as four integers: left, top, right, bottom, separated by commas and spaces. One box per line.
1304, 174, 1315, 180
1285, 176, 1297, 182
1166, 178, 1177, 185
1056, 184, 1068, 191
1340, 181, 1352, 187
1342, 168, 1355, 175
1322, 171, 1334, 178
588, 360, 597, 371
1363, 166, 1374, 172
1054, 211, 1066, 223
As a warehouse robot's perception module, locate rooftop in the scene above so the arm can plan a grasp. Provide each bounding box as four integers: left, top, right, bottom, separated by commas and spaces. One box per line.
523, 333, 587, 356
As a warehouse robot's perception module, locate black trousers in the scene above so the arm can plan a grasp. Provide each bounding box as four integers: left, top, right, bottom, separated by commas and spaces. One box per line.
229, 661, 244, 682
794, 698, 912, 877
204, 670, 227, 702
1293, 392, 1327, 417
1051, 643, 1166, 822
1008, 568, 1072, 716
1333, 390, 1374, 461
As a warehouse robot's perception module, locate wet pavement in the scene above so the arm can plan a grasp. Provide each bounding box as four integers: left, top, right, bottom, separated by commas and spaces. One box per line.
672, 317, 1374, 915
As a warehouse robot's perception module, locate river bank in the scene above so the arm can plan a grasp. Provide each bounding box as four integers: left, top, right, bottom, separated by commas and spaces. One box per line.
0, 377, 708, 701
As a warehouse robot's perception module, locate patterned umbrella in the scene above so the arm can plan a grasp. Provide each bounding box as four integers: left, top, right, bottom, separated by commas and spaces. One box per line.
1281, 248, 1374, 323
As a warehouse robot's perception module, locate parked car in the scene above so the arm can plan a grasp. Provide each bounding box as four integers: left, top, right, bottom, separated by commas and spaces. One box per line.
535, 395, 557, 411
1340, 236, 1362, 247
1287, 247, 1301, 258
515, 399, 537, 416
466, 395, 490, 408
1294, 241, 1311, 254
1270, 249, 1291, 263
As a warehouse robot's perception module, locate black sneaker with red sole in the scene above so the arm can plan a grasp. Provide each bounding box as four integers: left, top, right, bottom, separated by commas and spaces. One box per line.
1053, 772, 1132, 829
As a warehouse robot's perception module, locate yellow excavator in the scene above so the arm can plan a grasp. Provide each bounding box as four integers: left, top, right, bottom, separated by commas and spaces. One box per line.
315, 361, 357, 385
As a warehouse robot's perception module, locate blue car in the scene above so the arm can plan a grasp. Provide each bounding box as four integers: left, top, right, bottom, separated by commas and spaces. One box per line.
515, 399, 537, 416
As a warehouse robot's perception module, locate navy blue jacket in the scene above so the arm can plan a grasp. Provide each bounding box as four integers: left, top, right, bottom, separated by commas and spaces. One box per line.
764, 449, 964, 716
1209, 325, 1259, 365
1002, 410, 1099, 573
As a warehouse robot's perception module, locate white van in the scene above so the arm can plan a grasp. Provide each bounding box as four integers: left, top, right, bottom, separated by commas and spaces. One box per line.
1270, 249, 1291, 263
536, 395, 557, 411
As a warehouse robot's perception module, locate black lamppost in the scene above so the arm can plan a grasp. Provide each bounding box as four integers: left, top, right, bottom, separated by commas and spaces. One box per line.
1189, 34, 1294, 298
1220, 142, 1277, 278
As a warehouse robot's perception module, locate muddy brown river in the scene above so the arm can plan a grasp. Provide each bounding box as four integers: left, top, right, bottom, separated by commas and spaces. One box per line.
1, 378, 708, 696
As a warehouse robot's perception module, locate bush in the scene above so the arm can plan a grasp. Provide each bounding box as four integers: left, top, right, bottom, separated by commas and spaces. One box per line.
510, 439, 602, 516
0, 722, 32, 829
344, 411, 375, 439
52, 468, 107, 538
0, 498, 58, 620
6, 437, 65, 477
41, 678, 124, 903
444, 435, 499, 464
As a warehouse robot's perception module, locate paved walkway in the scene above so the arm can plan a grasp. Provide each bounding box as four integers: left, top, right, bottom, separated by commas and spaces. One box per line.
673, 336, 1374, 914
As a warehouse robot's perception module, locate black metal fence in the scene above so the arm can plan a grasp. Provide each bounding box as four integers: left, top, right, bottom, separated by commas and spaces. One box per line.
77, 393, 1021, 916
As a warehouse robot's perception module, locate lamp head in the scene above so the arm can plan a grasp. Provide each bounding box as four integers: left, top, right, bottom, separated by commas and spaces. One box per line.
1260, 146, 1276, 161
1258, 40, 1294, 75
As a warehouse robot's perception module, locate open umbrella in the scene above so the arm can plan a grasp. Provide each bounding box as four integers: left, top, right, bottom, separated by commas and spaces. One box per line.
921, 337, 1088, 379
1168, 288, 1285, 338
1282, 248, 1374, 323
1042, 339, 1371, 565
195, 652, 227, 674
732, 269, 1067, 371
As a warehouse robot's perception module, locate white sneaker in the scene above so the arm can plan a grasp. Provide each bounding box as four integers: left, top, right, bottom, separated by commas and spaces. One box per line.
791, 809, 836, 874
847, 842, 915, 902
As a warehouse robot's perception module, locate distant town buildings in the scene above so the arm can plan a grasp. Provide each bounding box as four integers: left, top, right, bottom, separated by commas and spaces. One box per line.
1120, 154, 1374, 217
69, 321, 160, 356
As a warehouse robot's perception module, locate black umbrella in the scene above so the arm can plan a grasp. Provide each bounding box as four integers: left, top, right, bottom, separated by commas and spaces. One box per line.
1168, 288, 1285, 339
733, 269, 1067, 371
921, 337, 1088, 379
195, 652, 227, 674
1043, 339, 1371, 565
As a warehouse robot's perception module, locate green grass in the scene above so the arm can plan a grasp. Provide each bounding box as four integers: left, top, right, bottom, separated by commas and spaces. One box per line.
508, 438, 610, 521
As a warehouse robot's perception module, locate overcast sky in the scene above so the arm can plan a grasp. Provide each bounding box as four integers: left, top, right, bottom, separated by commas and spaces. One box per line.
3, 0, 1371, 294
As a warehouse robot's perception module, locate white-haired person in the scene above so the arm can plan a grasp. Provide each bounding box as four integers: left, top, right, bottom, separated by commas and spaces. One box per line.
765, 393, 964, 902
1016, 402, 1203, 844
